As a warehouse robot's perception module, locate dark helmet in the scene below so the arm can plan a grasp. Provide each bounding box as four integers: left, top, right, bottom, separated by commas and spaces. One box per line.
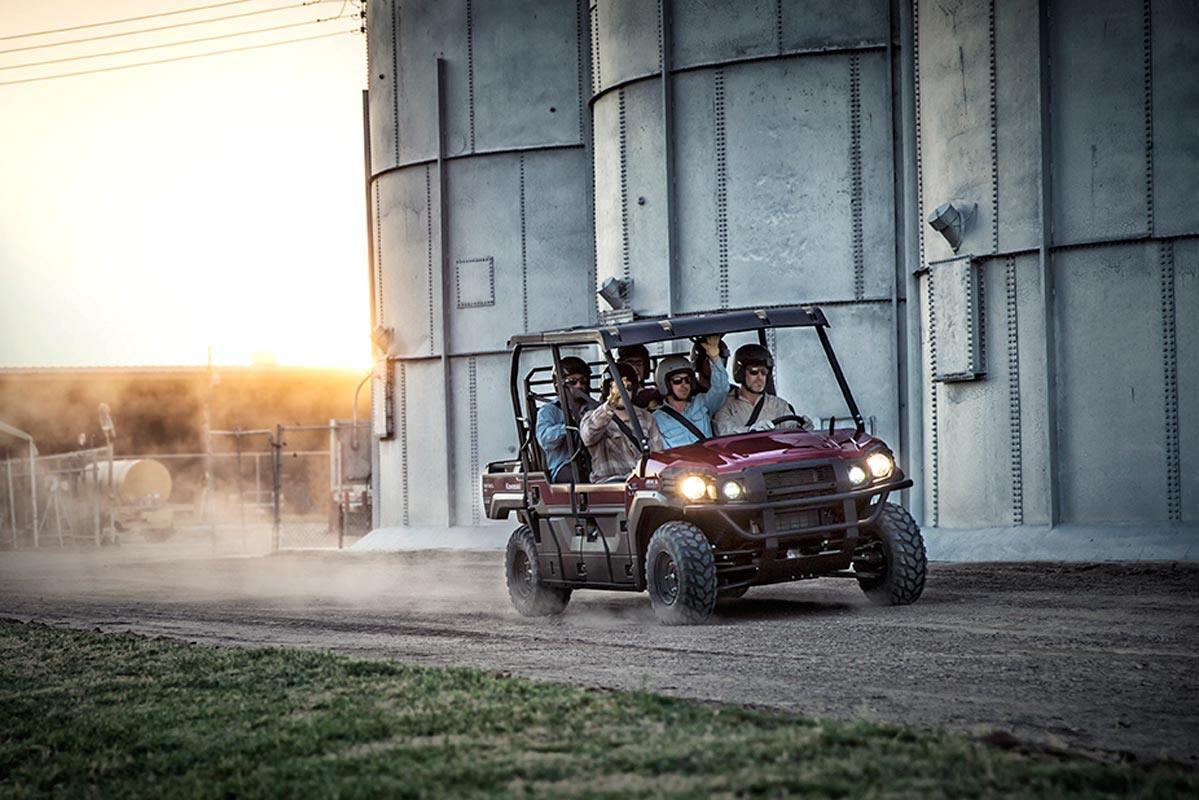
603, 360, 641, 399
617, 344, 650, 378
558, 356, 591, 380
732, 343, 774, 384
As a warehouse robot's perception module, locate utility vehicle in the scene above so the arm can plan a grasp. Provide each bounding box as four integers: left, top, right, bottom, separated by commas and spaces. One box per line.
481, 306, 926, 625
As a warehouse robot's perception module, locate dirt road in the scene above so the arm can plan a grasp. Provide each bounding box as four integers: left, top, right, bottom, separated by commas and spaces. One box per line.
1, 539, 1196, 764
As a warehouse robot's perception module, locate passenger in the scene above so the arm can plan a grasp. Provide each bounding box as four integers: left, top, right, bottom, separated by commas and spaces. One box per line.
617, 344, 660, 408
690, 336, 730, 394
652, 335, 730, 448
579, 361, 666, 482
713, 343, 813, 435
535, 356, 597, 483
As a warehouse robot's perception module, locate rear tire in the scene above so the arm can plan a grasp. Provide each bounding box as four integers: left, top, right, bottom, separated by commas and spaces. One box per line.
506, 526, 571, 617
855, 503, 926, 605
645, 521, 717, 625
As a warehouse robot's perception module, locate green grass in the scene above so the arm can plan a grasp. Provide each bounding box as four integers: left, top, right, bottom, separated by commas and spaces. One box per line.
0, 620, 1192, 799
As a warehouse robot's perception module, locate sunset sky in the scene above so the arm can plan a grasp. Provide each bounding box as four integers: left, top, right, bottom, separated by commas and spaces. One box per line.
0, 0, 370, 369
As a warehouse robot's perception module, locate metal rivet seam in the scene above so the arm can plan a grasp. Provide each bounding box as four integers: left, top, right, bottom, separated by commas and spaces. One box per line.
590, 3, 601, 96
715, 69, 729, 309
914, 0, 936, 524
1161, 241, 1180, 520
927, 266, 939, 526
963, 261, 975, 367
850, 55, 864, 301
775, 0, 784, 55
374, 181, 384, 324
520, 155, 529, 332
1005, 256, 1023, 524
619, 89, 630, 284
1143, 0, 1154, 236
425, 164, 434, 355
989, 0, 999, 254
466, 0, 476, 152
399, 361, 409, 526
468, 356, 480, 525
575, 0, 586, 144
657, 0, 663, 69
976, 259, 987, 373
391, 0, 400, 167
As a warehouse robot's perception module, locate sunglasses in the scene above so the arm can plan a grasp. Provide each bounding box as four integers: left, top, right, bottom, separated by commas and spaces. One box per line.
745, 366, 770, 377
564, 376, 588, 386
669, 375, 691, 386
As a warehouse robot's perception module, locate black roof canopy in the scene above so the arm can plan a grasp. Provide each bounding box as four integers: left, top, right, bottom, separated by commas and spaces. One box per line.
507, 305, 829, 351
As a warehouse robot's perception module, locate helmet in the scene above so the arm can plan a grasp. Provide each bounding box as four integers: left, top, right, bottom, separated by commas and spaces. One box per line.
616, 344, 650, 378
558, 356, 591, 380
732, 343, 774, 384
654, 355, 695, 397
602, 360, 641, 401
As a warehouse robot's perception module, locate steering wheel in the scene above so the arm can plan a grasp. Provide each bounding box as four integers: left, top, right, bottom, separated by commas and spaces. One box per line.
769, 414, 810, 428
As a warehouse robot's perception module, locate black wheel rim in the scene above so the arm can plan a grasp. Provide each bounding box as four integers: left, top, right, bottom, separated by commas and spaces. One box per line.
653, 551, 679, 605
512, 549, 534, 597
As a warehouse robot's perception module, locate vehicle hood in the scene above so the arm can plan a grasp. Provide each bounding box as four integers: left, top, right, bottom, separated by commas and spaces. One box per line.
648, 429, 880, 473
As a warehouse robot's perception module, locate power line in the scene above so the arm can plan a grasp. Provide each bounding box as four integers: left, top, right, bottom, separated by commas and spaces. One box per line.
0, 2, 331, 56
0, 28, 359, 87
0, 17, 345, 72
0, 0, 263, 42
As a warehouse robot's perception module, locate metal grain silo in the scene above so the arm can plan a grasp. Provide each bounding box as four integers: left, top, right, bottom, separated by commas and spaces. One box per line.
589, 0, 911, 489
912, 0, 1198, 534
366, 0, 594, 529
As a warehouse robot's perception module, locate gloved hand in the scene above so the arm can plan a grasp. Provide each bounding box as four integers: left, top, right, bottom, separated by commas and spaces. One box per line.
749, 419, 775, 433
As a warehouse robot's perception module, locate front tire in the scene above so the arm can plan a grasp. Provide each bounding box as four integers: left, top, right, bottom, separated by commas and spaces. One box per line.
854, 502, 926, 605
645, 521, 717, 625
506, 526, 571, 617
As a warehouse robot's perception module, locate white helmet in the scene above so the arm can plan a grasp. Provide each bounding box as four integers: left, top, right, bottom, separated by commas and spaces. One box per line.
654, 355, 695, 398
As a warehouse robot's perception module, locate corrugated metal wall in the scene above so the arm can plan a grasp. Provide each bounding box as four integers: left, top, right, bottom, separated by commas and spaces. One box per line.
913, 0, 1198, 528
366, 0, 594, 528
367, 0, 1198, 535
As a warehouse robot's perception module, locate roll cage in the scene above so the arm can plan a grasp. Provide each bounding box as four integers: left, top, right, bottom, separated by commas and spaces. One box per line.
508, 305, 867, 481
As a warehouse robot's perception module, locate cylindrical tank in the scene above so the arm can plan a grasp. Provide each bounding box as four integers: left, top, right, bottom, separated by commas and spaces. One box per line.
912, 0, 1198, 529
590, 0, 906, 467
90, 459, 172, 506
366, 0, 595, 529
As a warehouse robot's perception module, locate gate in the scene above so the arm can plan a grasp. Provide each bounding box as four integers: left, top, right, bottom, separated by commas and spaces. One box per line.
268, 422, 370, 552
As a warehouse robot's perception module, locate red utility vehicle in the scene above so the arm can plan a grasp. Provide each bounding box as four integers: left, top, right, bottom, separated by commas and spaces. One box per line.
481, 306, 925, 625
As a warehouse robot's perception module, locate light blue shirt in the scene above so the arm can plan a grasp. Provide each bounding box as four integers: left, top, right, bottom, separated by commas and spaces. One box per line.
653, 359, 730, 448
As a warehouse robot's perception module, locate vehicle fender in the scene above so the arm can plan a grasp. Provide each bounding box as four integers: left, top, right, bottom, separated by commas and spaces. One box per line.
627, 491, 677, 585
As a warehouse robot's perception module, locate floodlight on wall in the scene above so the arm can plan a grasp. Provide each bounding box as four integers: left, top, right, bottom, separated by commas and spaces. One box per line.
597, 276, 631, 310
927, 201, 976, 253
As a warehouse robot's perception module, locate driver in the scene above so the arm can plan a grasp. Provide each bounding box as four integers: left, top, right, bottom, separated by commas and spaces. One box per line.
652, 335, 729, 447
713, 343, 813, 435
580, 361, 665, 481
536, 356, 598, 483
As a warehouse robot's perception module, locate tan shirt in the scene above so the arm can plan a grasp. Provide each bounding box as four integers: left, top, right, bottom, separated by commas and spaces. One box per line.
713, 390, 812, 435
579, 401, 666, 481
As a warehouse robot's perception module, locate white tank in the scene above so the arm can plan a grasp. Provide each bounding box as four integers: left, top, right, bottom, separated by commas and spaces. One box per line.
92, 459, 172, 506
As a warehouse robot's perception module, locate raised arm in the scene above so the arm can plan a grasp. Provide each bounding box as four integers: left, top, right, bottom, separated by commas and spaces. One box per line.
701, 357, 730, 415
579, 402, 614, 446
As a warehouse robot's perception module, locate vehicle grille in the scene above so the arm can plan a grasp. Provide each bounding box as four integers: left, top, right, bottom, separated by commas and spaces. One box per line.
775, 505, 844, 535
762, 465, 836, 499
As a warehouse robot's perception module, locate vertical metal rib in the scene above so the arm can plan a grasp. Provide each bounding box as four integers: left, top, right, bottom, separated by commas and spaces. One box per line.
1005, 256, 1024, 524
1161, 241, 1180, 521
850, 55, 864, 301
715, 69, 728, 309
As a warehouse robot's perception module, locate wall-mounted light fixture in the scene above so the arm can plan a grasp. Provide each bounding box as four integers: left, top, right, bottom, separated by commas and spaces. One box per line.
597, 276, 631, 310
927, 201, 976, 253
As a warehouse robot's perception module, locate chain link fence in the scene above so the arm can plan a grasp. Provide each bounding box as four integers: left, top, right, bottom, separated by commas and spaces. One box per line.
2, 421, 371, 553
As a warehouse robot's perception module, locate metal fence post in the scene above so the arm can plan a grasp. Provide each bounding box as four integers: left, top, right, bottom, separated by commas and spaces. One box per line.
92, 451, 101, 546
235, 426, 246, 549
5, 456, 16, 547
29, 441, 37, 548
271, 425, 282, 553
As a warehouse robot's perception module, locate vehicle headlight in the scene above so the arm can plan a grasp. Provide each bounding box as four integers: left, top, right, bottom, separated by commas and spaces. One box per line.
847, 465, 868, 487
721, 480, 745, 502
679, 474, 710, 502
866, 452, 893, 480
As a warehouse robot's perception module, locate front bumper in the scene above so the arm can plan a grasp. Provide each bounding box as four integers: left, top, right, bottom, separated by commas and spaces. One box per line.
681, 476, 912, 541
